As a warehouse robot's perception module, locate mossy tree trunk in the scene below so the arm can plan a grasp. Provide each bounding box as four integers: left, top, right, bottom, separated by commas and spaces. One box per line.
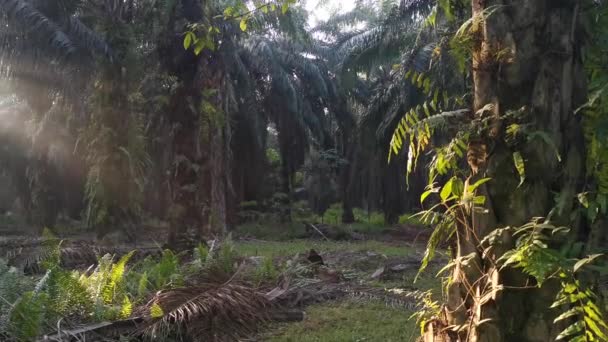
441, 1, 588, 341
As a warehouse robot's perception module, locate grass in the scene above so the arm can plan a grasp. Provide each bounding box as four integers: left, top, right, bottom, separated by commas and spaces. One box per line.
234, 221, 307, 241
233, 214, 439, 342
265, 300, 419, 342
235, 240, 416, 259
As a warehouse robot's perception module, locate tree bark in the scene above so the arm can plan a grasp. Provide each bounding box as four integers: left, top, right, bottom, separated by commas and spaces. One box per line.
440, 1, 588, 341
199, 56, 228, 236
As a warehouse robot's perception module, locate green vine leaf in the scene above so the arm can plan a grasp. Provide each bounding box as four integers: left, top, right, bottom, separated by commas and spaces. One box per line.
513, 152, 525, 186
440, 177, 454, 202
421, 188, 438, 204
556, 321, 584, 340
553, 307, 582, 323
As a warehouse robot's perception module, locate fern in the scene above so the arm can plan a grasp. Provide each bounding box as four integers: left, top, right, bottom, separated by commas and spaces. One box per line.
102, 251, 135, 304
127, 249, 183, 295
8, 291, 50, 341
491, 218, 608, 342
0, 259, 33, 334
552, 280, 608, 342
387, 69, 470, 175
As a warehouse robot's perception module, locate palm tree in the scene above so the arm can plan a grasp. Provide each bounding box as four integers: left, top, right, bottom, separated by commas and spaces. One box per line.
159, 1, 343, 245
312, 0, 442, 223
0, 0, 112, 230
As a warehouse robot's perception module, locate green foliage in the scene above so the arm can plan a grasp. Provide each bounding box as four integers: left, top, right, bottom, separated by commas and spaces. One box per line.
0, 258, 33, 334
184, 0, 297, 55
415, 176, 487, 279
214, 237, 240, 274
409, 290, 441, 336
46, 269, 93, 318
388, 71, 467, 168
74, 251, 142, 321
486, 219, 608, 342
8, 291, 50, 341
253, 256, 279, 285
266, 148, 281, 165
496, 219, 568, 285
128, 249, 183, 295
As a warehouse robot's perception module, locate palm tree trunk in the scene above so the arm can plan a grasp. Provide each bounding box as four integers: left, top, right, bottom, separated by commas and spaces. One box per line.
439, 1, 587, 341
340, 127, 355, 224
199, 57, 228, 237
166, 84, 202, 246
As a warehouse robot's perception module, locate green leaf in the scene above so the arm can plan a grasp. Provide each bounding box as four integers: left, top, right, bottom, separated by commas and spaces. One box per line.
584, 315, 606, 338
421, 189, 436, 204
588, 202, 599, 222
570, 335, 587, 342
573, 254, 603, 273
577, 192, 590, 208
282, 2, 289, 14
556, 321, 584, 340
224, 6, 234, 18
513, 152, 525, 186
240, 19, 248, 32
183, 32, 194, 50
452, 178, 464, 198
417, 73, 425, 88
575, 84, 607, 114
120, 296, 132, 319
468, 178, 491, 193
261, 4, 268, 13
473, 196, 486, 205
583, 303, 608, 329
194, 39, 205, 55
440, 178, 454, 202
439, 0, 454, 21
150, 303, 164, 318
553, 307, 581, 323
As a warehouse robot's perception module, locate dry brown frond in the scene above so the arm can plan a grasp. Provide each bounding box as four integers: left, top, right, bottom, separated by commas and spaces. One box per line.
142, 283, 273, 341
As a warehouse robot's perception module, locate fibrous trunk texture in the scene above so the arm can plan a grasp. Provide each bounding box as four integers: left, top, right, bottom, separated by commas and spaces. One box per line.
440, 1, 587, 341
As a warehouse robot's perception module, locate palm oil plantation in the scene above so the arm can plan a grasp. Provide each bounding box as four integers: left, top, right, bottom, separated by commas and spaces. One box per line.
0, 0, 607, 341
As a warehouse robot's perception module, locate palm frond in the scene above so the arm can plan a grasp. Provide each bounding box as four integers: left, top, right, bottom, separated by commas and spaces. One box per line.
64, 17, 113, 61
0, 0, 77, 56
144, 283, 272, 340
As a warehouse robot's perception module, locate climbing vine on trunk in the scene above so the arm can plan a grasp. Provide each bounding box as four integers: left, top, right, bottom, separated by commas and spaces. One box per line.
389, 0, 608, 341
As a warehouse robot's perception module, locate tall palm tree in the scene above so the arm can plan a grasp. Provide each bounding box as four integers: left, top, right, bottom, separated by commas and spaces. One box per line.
159, 0, 344, 245
312, 0, 443, 223
0, 0, 112, 230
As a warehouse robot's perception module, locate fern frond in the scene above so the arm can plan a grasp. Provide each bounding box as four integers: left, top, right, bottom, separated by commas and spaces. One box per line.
388, 108, 470, 164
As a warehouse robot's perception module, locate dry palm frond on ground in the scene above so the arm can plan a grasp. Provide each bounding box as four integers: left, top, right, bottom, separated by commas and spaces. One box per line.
142, 283, 273, 341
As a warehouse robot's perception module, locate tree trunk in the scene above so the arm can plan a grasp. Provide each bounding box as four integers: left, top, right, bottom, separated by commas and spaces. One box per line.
440, 1, 587, 341
199, 57, 228, 236
340, 126, 355, 224
166, 84, 203, 247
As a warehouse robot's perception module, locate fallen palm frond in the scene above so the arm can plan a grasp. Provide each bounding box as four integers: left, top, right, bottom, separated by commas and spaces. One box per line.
5, 241, 163, 273
346, 286, 420, 311
41, 317, 143, 342
142, 283, 273, 341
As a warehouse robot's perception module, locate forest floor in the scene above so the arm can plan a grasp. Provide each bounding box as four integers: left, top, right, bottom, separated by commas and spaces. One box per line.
232, 222, 443, 342
1, 216, 443, 341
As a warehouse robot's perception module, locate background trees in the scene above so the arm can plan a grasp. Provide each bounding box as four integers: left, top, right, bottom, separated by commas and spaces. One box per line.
0, 0, 433, 239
